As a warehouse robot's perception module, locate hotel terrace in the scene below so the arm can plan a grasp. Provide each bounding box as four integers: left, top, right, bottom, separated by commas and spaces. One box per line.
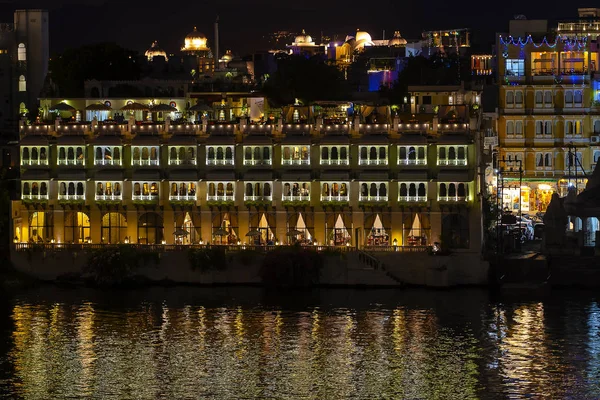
13, 95, 482, 252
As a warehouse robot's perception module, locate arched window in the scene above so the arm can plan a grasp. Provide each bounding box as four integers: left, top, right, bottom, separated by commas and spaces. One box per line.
439, 183, 447, 197
102, 213, 127, 244
39, 148, 46, 160
188, 147, 195, 160
68, 182, 75, 195
537, 153, 544, 167
536, 121, 543, 135
360, 147, 368, 160
361, 183, 368, 196
18, 43, 26, 61
59, 147, 66, 160
399, 147, 407, 160
369, 147, 377, 160
19, 75, 26, 92
67, 147, 74, 160
369, 183, 377, 196
379, 183, 387, 197
23, 182, 30, 195
245, 147, 252, 160
506, 91, 514, 105
340, 183, 347, 196
322, 183, 329, 196
535, 91, 543, 104
171, 183, 178, 195
284, 147, 291, 160
595, 120, 600, 134
545, 153, 552, 167
566, 121, 573, 135
178, 147, 186, 161
321, 147, 329, 160
264, 183, 271, 196
40, 182, 47, 196
448, 183, 456, 197
22, 147, 29, 161
506, 121, 514, 135
545, 121, 552, 135
76, 183, 84, 196
217, 183, 224, 196
170, 147, 177, 161
226, 183, 234, 196
302, 147, 309, 160
134, 183, 141, 196
400, 183, 408, 197
150, 147, 157, 160
207, 147, 215, 160
409, 183, 417, 197
32, 182, 39, 195
225, 147, 232, 160
208, 183, 216, 196
216, 147, 225, 160
565, 91, 574, 103
254, 183, 261, 196
76, 147, 83, 161
379, 147, 386, 159
515, 91, 523, 104
65, 212, 91, 244
97, 183, 104, 195
245, 183, 253, 196
544, 91, 552, 104
263, 147, 270, 160
141, 147, 149, 160
253, 147, 261, 160
574, 91, 583, 104
340, 147, 347, 160
515, 121, 523, 135
439, 147, 446, 160
448, 147, 456, 160
408, 146, 416, 160
418, 183, 426, 197
458, 147, 465, 159
418, 147, 425, 159
331, 147, 339, 160
179, 183, 186, 195
138, 212, 164, 244
284, 183, 291, 196
31, 147, 38, 160
60, 182, 67, 195
457, 183, 466, 197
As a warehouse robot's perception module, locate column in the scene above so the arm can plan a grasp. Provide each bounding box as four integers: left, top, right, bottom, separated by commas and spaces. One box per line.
163, 208, 174, 244
90, 208, 101, 243
54, 209, 65, 243
127, 209, 138, 243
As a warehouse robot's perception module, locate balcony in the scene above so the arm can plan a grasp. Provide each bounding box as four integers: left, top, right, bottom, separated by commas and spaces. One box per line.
244, 195, 273, 201
207, 195, 234, 202
169, 159, 197, 166
96, 194, 122, 201
21, 159, 48, 166
132, 159, 159, 166
321, 159, 349, 166
243, 159, 272, 166
132, 194, 158, 201
207, 159, 234, 166
438, 159, 467, 166
359, 159, 387, 166
21, 194, 48, 201
169, 194, 196, 201
57, 159, 85, 166
58, 194, 85, 201
438, 196, 466, 202
282, 159, 310, 166
95, 159, 121, 166
359, 195, 388, 202
282, 195, 310, 201
399, 196, 427, 202
398, 159, 426, 166
321, 195, 349, 202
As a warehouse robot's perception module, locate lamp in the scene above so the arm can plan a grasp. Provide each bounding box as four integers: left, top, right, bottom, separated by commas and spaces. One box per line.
124, 237, 129, 244
161, 239, 166, 245
393, 238, 398, 246
237, 240, 241, 245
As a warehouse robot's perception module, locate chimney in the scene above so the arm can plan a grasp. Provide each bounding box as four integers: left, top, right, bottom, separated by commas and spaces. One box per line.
214, 16, 220, 66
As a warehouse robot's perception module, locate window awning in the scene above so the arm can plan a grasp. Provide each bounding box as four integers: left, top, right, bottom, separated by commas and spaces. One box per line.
169, 170, 199, 181
131, 134, 160, 146
397, 171, 428, 181
437, 170, 472, 182
57, 134, 86, 146
281, 171, 311, 181
132, 170, 160, 181
95, 170, 124, 181
206, 171, 235, 181
21, 170, 50, 180
321, 172, 350, 181
57, 170, 86, 181
244, 170, 273, 181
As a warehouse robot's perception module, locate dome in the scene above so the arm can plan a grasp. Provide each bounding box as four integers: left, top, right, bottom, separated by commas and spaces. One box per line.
388, 31, 407, 47
222, 49, 234, 62
354, 30, 374, 49
145, 41, 168, 61
183, 26, 210, 51
294, 29, 314, 46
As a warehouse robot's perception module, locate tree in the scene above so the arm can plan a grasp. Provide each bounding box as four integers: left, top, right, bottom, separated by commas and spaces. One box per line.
262, 55, 348, 105
49, 43, 140, 97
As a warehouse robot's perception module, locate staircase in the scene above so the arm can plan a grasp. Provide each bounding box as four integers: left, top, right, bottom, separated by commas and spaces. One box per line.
357, 250, 405, 286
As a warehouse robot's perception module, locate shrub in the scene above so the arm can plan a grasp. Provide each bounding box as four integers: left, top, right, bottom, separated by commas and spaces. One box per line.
83, 245, 142, 286
188, 247, 227, 272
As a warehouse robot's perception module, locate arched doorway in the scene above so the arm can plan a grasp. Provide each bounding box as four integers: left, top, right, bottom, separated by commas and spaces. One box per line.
442, 213, 470, 249
138, 212, 164, 244
28, 212, 53, 243
64, 212, 91, 243
287, 212, 312, 244
326, 214, 351, 246
365, 214, 390, 247
101, 212, 127, 243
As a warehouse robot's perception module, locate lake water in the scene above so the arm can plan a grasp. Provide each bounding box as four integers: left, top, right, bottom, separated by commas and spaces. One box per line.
0, 286, 599, 399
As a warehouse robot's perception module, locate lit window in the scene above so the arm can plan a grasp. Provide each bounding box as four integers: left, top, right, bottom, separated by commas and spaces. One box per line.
19, 75, 26, 92
18, 43, 26, 61
505, 59, 525, 77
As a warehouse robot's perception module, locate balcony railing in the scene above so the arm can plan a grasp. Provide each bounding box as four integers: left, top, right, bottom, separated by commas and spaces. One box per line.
282, 159, 310, 166
438, 159, 467, 166
398, 159, 427, 166
58, 194, 85, 201
243, 159, 272, 166
438, 196, 467, 202
95, 159, 121, 166
321, 159, 349, 166
21, 194, 48, 201
169, 159, 197, 166
169, 194, 197, 201
282, 195, 310, 201
132, 159, 159, 166
399, 196, 427, 202
207, 195, 234, 201
359, 195, 388, 202
57, 159, 85, 166
321, 195, 349, 202
132, 194, 158, 201
21, 159, 48, 166
207, 159, 234, 166
244, 195, 273, 201
359, 159, 388, 166
96, 194, 122, 201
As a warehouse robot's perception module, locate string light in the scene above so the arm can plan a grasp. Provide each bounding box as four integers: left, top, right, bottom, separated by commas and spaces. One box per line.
499, 35, 587, 49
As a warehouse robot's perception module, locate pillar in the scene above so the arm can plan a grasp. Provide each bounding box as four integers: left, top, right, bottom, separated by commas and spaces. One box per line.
201, 209, 212, 244
430, 211, 442, 246
90, 208, 101, 244
391, 211, 403, 246
353, 209, 364, 248
314, 210, 326, 245
54, 209, 65, 243
238, 209, 249, 244
276, 209, 288, 244
163, 209, 174, 244
127, 209, 138, 243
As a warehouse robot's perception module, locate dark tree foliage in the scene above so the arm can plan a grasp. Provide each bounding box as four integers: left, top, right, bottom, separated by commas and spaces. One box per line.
0, 170, 10, 265
262, 55, 348, 105
260, 246, 323, 288
49, 43, 140, 97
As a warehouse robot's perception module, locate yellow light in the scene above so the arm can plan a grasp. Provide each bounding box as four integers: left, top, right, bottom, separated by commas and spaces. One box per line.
538, 184, 552, 190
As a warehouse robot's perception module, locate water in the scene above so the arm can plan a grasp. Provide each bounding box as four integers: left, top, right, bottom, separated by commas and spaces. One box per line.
0, 287, 599, 399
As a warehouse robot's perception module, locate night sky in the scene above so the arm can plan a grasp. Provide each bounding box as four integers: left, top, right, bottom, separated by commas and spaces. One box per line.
0, 0, 591, 56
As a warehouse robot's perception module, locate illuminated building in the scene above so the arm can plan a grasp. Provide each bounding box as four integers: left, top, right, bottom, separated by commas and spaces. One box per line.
145, 41, 168, 62
181, 27, 214, 74
495, 11, 600, 214
12, 96, 483, 252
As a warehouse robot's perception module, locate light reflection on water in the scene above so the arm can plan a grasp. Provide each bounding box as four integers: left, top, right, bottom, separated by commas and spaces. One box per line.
1, 289, 600, 399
